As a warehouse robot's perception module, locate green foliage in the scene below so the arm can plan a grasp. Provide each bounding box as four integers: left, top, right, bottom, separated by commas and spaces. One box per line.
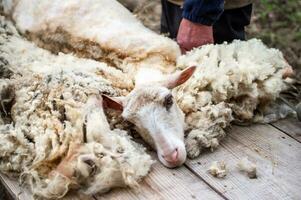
247, 0, 301, 70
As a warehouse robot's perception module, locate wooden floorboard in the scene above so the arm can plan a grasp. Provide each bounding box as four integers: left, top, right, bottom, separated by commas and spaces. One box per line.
96, 153, 223, 200
184, 124, 301, 200
271, 117, 301, 142
0, 156, 223, 200
2, 122, 301, 200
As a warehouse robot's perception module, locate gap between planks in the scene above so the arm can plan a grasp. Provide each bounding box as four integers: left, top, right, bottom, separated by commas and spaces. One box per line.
270, 117, 301, 143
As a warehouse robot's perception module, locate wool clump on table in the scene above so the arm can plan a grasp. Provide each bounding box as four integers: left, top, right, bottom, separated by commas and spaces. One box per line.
0, 17, 153, 199
208, 161, 227, 178
237, 157, 257, 179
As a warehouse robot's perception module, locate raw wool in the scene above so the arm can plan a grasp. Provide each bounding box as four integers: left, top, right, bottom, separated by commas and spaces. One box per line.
184, 102, 233, 158
208, 161, 227, 178
3, 0, 180, 76
176, 39, 290, 158
0, 17, 133, 94
237, 157, 257, 179
0, 17, 153, 198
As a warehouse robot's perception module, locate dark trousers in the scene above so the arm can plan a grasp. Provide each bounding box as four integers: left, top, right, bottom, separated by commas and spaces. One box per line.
161, 0, 253, 44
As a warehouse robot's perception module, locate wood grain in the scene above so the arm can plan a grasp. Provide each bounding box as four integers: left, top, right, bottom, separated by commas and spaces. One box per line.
1, 156, 222, 200
97, 153, 223, 200
3, 123, 300, 200
272, 117, 301, 142
185, 124, 301, 200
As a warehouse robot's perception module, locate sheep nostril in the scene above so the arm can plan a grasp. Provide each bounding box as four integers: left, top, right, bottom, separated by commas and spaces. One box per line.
163, 149, 178, 163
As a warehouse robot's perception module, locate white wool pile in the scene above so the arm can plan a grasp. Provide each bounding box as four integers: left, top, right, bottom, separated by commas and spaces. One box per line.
237, 157, 257, 179
0, 17, 153, 199
175, 39, 290, 158
208, 161, 227, 178
3, 0, 180, 76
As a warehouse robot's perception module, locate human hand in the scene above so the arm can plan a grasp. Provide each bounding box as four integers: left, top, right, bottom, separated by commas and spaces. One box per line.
177, 18, 214, 54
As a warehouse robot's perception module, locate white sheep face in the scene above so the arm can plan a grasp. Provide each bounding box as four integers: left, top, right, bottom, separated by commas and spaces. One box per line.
103, 66, 196, 168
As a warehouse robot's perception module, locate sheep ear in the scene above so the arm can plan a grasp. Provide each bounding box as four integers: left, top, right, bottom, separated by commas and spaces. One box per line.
162, 66, 196, 89
101, 95, 124, 111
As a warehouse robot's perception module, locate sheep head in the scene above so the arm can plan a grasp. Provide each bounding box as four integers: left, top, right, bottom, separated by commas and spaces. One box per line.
103, 66, 196, 168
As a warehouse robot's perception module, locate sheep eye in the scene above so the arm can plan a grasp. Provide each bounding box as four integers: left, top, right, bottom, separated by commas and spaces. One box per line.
163, 94, 173, 110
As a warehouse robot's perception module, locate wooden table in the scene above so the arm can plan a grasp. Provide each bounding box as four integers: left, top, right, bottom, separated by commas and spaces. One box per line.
1, 118, 301, 200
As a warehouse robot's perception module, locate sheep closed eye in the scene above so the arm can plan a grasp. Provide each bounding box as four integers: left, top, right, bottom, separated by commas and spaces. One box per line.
164, 94, 173, 110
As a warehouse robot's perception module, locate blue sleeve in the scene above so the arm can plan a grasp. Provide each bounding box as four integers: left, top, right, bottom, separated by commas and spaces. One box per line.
182, 0, 224, 25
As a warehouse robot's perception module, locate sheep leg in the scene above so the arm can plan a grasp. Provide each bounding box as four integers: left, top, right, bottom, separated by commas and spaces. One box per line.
83, 96, 113, 146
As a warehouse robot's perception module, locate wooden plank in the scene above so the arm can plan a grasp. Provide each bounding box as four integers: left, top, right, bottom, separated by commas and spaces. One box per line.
96, 153, 224, 200
0, 173, 94, 200
185, 124, 301, 200
1, 154, 223, 200
271, 117, 301, 142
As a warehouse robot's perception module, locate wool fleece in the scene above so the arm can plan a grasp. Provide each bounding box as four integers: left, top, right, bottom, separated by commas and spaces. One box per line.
175, 39, 292, 158
0, 17, 153, 199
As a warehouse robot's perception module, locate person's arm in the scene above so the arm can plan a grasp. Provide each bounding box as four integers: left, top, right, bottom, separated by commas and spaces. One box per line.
177, 0, 224, 53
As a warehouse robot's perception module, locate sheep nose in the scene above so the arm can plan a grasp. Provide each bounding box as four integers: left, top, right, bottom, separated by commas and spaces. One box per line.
163, 149, 178, 163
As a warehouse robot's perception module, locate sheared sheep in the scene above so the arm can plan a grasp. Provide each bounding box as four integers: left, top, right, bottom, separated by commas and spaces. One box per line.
0, 15, 198, 199
0, 8, 196, 171
1, 0, 196, 169
0, 2, 295, 198
2, 0, 293, 163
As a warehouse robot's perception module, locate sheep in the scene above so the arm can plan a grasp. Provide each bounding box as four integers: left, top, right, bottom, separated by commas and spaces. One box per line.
0, 1, 196, 171
0, 17, 154, 199
2, 0, 293, 163
0, 14, 199, 198
4, 0, 199, 168
0, 1, 290, 198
